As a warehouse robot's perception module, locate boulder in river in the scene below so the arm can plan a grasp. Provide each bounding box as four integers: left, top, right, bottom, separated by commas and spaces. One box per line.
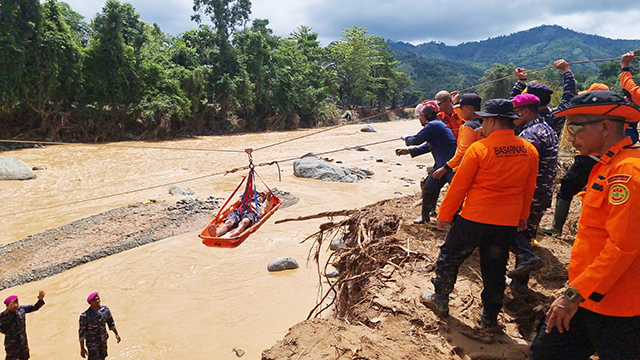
360, 125, 377, 133
293, 156, 359, 183
169, 184, 194, 196
267, 257, 299, 272
0, 157, 36, 180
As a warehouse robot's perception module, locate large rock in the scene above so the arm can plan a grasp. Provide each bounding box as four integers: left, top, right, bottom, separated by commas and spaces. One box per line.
169, 184, 194, 196
268, 257, 299, 272
360, 125, 377, 133
0, 157, 36, 180
293, 156, 359, 183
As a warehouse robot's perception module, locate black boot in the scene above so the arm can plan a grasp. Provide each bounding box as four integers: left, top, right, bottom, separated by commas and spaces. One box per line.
542, 199, 571, 235
421, 290, 449, 317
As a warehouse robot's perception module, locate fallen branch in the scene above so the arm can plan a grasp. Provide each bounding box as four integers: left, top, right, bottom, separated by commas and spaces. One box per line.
275, 209, 358, 224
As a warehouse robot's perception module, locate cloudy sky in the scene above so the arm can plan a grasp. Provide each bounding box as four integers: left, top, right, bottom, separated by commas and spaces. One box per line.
62, 0, 640, 46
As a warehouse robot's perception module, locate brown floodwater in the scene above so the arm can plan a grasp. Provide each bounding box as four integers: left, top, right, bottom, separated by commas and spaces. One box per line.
0, 120, 433, 359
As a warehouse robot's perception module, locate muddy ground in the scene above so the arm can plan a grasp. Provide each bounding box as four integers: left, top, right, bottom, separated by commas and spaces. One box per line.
261, 193, 578, 360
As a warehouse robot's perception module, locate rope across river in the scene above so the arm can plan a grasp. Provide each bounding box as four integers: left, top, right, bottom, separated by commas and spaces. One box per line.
0, 55, 634, 218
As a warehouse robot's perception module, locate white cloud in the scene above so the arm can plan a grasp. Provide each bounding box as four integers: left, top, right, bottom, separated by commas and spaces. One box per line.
60, 0, 640, 44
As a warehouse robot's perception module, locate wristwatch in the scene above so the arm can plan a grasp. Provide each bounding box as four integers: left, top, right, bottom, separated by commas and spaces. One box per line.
562, 285, 583, 302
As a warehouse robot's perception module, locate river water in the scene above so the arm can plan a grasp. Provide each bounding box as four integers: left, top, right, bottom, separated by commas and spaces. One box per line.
0, 120, 433, 359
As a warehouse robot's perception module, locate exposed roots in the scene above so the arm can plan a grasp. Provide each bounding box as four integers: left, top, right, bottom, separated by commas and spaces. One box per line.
303, 198, 430, 320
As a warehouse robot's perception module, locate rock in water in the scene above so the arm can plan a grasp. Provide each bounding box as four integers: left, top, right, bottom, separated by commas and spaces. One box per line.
233, 348, 245, 357
293, 156, 358, 183
361, 125, 377, 133
169, 184, 194, 195
268, 257, 299, 272
0, 157, 36, 180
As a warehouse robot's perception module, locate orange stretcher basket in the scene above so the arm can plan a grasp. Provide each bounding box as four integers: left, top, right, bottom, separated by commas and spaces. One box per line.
199, 149, 281, 248
199, 193, 281, 248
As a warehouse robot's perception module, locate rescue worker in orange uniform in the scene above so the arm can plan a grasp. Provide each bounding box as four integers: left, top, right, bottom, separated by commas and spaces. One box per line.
530, 91, 640, 359
621, 51, 640, 104
435, 90, 464, 140
431, 93, 484, 179
421, 99, 539, 329
620, 50, 640, 143
428, 94, 484, 216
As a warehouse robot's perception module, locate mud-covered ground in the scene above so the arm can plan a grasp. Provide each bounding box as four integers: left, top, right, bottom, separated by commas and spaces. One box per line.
261, 193, 578, 360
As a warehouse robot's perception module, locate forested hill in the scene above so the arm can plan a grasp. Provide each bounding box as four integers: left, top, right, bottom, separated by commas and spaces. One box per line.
389, 25, 640, 71
389, 25, 640, 97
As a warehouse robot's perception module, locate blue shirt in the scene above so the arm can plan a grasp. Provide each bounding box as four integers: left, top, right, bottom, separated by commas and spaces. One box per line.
404, 118, 457, 169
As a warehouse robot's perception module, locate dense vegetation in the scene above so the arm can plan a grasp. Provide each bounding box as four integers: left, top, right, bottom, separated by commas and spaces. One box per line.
390, 25, 640, 98
0, 0, 411, 142
1, 3, 639, 144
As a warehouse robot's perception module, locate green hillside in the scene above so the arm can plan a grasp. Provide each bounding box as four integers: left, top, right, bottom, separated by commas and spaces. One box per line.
389, 25, 640, 97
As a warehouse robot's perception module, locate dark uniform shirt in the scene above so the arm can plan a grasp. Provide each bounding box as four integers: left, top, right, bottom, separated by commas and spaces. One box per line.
518, 117, 559, 209
0, 299, 44, 359
79, 305, 116, 358
511, 71, 577, 138
404, 118, 457, 169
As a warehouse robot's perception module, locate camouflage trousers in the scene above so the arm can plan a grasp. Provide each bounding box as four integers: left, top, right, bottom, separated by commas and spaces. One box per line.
431, 216, 516, 318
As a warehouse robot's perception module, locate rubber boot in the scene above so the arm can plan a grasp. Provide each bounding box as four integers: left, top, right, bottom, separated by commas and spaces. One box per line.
542, 199, 571, 235
421, 290, 449, 317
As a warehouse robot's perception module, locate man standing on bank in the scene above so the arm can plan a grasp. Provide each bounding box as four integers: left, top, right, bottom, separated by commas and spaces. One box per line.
396, 100, 457, 224
529, 91, 640, 359
0, 292, 45, 360
79, 292, 121, 359
508, 93, 558, 291
421, 99, 538, 329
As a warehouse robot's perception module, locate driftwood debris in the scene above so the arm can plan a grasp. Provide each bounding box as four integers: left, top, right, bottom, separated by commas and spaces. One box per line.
274, 209, 358, 224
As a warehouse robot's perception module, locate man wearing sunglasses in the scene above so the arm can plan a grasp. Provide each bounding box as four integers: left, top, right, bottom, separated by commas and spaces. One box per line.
530, 90, 640, 359
421, 99, 539, 330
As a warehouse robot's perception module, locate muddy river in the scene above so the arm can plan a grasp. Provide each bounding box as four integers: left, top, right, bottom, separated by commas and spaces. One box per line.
0, 120, 433, 359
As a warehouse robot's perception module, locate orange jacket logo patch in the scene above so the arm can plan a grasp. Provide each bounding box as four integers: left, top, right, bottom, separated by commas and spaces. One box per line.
606, 174, 631, 185
609, 184, 630, 205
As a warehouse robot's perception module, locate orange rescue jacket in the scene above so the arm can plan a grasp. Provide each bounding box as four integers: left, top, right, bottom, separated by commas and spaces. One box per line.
446, 119, 484, 172
438, 108, 464, 140
570, 137, 640, 317
621, 70, 640, 105
438, 129, 539, 226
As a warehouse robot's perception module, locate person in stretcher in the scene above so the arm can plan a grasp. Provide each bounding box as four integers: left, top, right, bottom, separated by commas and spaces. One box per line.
216, 191, 267, 237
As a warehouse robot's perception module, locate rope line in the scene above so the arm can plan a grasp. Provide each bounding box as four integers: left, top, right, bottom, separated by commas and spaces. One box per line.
0, 137, 401, 218
252, 104, 418, 152
456, 57, 623, 93
1, 55, 633, 218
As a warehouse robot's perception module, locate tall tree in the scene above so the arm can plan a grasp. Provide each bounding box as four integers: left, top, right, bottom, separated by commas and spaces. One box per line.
191, 0, 251, 121
0, 0, 42, 113
328, 25, 377, 108
83, 0, 145, 107
477, 63, 516, 101
58, 1, 92, 46
39, 0, 83, 110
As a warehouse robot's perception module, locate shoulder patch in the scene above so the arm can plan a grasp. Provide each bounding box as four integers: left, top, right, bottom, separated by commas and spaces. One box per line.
609, 184, 630, 205
606, 174, 631, 185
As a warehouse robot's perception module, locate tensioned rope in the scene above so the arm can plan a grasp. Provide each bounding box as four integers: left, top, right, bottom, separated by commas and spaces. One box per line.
0, 56, 631, 154
0, 137, 401, 218
0, 55, 633, 219
252, 56, 630, 152
456, 57, 624, 93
